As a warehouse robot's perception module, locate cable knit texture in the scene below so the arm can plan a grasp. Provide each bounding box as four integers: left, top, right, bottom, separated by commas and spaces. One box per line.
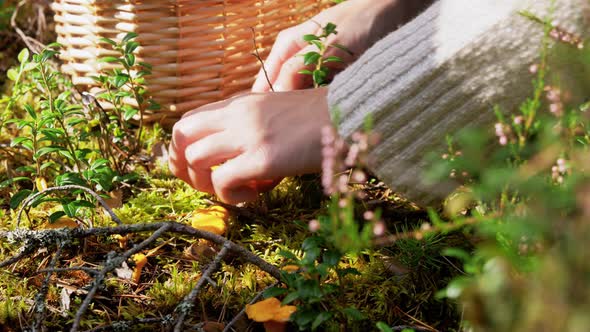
327, 0, 589, 205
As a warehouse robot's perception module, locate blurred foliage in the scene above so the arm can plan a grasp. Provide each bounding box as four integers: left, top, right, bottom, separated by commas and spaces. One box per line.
426, 15, 590, 332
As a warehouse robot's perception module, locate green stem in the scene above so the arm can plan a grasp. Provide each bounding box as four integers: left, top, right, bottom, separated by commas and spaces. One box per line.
39, 67, 83, 173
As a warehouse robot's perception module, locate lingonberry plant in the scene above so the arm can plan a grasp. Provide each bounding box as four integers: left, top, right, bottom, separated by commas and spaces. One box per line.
299, 22, 351, 88
1, 34, 151, 223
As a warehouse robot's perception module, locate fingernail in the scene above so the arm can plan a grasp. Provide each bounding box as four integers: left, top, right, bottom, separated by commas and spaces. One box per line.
226, 186, 257, 204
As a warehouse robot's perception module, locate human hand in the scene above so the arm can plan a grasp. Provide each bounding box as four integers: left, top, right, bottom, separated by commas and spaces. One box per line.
169, 88, 330, 204
252, 0, 429, 92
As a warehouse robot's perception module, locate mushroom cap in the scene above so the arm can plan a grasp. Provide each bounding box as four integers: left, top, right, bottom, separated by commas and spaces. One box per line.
190, 206, 229, 235
245, 297, 297, 323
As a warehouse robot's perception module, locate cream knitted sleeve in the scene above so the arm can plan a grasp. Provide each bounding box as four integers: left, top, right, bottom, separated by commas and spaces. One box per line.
327, 0, 589, 205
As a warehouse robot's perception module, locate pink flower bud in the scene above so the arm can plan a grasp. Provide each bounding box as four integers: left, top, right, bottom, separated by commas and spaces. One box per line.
309, 219, 320, 232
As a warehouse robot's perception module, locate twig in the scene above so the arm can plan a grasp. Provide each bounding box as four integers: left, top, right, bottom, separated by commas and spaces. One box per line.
83, 316, 172, 332
223, 281, 280, 332
10, 0, 46, 54
70, 224, 171, 332
250, 27, 274, 92
33, 242, 65, 331
1, 222, 282, 280
0, 243, 36, 269
16, 185, 123, 227
36, 267, 100, 276
174, 243, 231, 331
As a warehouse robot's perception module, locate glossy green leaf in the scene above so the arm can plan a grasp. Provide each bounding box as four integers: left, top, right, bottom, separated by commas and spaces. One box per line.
10, 189, 31, 210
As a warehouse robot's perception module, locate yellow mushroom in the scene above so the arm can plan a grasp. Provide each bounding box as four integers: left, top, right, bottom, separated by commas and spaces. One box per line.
245, 297, 297, 332
131, 253, 148, 284
189, 205, 229, 235
41, 216, 78, 229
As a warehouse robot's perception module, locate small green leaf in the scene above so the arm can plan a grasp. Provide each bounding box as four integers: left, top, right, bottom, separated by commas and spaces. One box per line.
99, 37, 117, 46
41, 50, 59, 62
11, 137, 33, 147
311, 311, 333, 330
298, 69, 313, 75
263, 287, 288, 298
113, 74, 129, 88
46, 42, 63, 49
310, 40, 324, 51
123, 107, 139, 121
342, 307, 365, 321
322, 249, 341, 265
36, 146, 63, 158
312, 69, 327, 85
122, 32, 138, 43
22, 62, 38, 72
0, 177, 31, 189
323, 55, 342, 63
278, 250, 298, 261
24, 104, 37, 119
18, 48, 29, 63
125, 41, 140, 54
330, 43, 353, 55
125, 53, 135, 67
323, 22, 337, 36
49, 211, 67, 223
303, 52, 321, 66
376, 322, 394, 332
7, 68, 18, 81
98, 56, 121, 63
281, 292, 300, 305
303, 34, 320, 42
10, 189, 32, 210
138, 61, 152, 69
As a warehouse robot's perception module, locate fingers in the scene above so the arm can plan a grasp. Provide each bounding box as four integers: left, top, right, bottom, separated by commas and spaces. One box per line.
185, 133, 241, 169
252, 24, 311, 92
184, 132, 242, 193
169, 109, 225, 183
272, 44, 317, 91
212, 148, 274, 204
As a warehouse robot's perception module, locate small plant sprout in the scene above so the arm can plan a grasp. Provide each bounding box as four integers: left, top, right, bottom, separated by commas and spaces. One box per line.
299, 22, 352, 88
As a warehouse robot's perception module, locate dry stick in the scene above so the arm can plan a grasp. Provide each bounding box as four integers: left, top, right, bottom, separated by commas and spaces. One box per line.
70, 224, 172, 332
173, 243, 231, 332
10, 0, 46, 54
36, 267, 100, 276
16, 185, 123, 227
250, 27, 274, 92
33, 243, 65, 332
0, 244, 36, 269
222, 281, 280, 332
83, 317, 171, 332
0, 223, 281, 280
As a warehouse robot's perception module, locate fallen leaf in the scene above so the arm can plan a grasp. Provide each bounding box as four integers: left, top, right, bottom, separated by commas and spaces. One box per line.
103, 190, 123, 210
115, 261, 133, 280
59, 286, 74, 315
184, 241, 216, 262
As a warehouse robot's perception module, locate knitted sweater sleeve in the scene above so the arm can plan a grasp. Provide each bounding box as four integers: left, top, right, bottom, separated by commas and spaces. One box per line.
327, 0, 589, 205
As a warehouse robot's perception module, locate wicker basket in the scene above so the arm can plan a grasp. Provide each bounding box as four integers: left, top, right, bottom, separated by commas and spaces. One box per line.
51, 0, 331, 123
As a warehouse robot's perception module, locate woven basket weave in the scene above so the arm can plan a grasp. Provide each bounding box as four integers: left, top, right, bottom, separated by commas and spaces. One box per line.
51, 0, 331, 123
